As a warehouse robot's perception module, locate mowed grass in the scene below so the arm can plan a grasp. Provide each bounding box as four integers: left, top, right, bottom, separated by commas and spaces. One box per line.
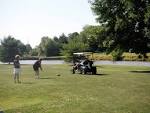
0, 64, 150, 113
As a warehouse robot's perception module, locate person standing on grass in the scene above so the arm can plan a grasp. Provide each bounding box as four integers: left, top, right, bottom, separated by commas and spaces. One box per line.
13, 55, 21, 83
33, 58, 43, 79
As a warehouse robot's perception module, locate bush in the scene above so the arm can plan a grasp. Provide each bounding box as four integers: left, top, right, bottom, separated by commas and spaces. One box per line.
89, 53, 112, 60
90, 52, 150, 61
111, 50, 123, 61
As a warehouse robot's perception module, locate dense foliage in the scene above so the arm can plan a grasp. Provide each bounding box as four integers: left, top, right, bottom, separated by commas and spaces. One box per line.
0, 36, 31, 63
90, 0, 150, 55
61, 37, 89, 62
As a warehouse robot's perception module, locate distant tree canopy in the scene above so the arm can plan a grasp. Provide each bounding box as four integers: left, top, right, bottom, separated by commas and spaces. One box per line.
58, 33, 68, 44
37, 36, 60, 56
38, 37, 50, 56
90, 0, 150, 55
80, 25, 106, 52
61, 37, 89, 61
0, 36, 28, 63
68, 32, 79, 40
45, 39, 60, 56
25, 44, 32, 54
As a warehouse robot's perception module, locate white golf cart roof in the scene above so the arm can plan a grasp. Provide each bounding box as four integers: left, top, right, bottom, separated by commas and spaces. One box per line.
73, 52, 94, 60
73, 52, 93, 55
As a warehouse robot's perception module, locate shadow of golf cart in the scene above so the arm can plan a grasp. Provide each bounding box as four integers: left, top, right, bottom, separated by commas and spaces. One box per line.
72, 52, 97, 75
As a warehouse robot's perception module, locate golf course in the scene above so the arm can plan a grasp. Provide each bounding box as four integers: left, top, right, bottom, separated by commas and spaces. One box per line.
0, 64, 150, 113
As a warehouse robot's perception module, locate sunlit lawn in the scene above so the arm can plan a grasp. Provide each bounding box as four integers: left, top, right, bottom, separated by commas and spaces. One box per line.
0, 64, 150, 113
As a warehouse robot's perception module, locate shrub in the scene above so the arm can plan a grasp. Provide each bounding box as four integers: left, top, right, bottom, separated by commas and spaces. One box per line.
111, 48, 123, 61
90, 52, 150, 61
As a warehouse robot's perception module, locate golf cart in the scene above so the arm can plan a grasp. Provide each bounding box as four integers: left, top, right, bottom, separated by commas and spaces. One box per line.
72, 52, 97, 75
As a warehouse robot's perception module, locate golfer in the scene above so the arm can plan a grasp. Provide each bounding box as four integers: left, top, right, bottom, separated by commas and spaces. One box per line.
33, 58, 42, 79
13, 55, 21, 83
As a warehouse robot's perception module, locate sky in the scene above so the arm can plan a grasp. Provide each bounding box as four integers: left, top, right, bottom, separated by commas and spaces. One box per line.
0, 0, 97, 48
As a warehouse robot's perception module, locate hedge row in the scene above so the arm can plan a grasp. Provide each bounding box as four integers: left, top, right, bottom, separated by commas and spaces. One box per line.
88, 53, 150, 61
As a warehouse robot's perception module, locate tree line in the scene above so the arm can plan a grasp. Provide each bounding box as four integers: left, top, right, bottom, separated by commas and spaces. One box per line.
0, 0, 150, 63
0, 25, 105, 63
90, 0, 150, 59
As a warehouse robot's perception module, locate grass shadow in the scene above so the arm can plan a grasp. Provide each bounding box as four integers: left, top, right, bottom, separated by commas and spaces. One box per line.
80, 73, 108, 76
95, 65, 104, 68
130, 71, 150, 73
22, 82, 34, 84
95, 73, 108, 76
39, 77, 56, 79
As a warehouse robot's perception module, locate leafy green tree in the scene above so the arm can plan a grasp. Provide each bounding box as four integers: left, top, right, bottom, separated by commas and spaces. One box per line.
30, 47, 38, 56
53, 36, 59, 42
17, 41, 26, 55
0, 36, 25, 63
68, 32, 79, 40
80, 25, 105, 52
58, 33, 68, 44
90, 0, 150, 56
45, 39, 60, 56
61, 37, 88, 61
37, 36, 61, 56
38, 36, 50, 56
25, 44, 32, 54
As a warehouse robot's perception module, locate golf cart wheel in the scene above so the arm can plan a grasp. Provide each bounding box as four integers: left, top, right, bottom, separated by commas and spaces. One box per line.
92, 67, 97, 75
83, 70, 87, 74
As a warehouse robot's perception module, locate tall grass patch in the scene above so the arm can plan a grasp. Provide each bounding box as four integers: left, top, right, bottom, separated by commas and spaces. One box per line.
89, 52, 150, 61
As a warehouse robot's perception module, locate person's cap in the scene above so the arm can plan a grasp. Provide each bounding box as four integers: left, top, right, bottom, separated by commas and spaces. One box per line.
15, 55, 20, 58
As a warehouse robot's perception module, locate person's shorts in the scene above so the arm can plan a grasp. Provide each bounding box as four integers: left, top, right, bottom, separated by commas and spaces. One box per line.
13, 68, 21, 75
33, 66, 38, 71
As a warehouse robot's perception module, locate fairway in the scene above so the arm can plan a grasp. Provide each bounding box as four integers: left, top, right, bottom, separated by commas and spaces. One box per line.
0, 64, 150, 113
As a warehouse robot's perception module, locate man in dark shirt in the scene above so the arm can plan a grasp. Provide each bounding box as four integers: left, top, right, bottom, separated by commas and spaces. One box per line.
33, 58, 42, 79
83, 58, 93, 69
13, 55, 21, 83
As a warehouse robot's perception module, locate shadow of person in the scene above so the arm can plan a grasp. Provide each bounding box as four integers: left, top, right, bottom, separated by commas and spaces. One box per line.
22, 82, 34, 84
85, 73, 108, 76
130, 71, 150, 73
39, 77, 56, 79
0, 111, 4, 113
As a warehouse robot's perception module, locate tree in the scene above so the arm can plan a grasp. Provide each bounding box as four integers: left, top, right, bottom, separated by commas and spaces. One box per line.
45, 39, 60, 56
0, 36, 25, 63
80, 25, 106, 52
58, 33, 68, 44
37, 36, 61, 56
90, 0, 150, 56
68, 32, 79, 40
53, 36, 59, 42
30, 47, 38, 56
61, 37, 88, 61
17, 41, 26, 55
25, 44, 32, 55
38, 37, 50, 56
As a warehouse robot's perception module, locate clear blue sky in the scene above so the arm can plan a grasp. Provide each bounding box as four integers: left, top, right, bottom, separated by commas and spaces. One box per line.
0, 0, 97, 47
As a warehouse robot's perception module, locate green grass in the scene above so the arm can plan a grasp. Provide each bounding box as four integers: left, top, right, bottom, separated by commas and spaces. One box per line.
0, 64, 150, 113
